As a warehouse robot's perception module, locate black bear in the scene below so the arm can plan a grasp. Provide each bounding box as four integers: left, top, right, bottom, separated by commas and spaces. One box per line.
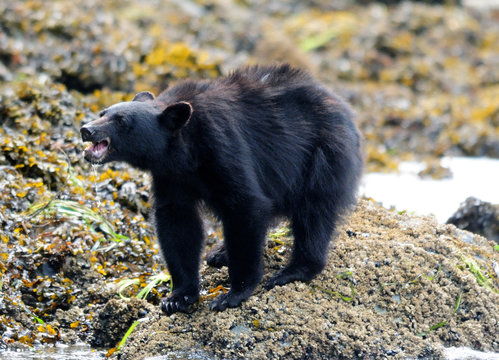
80, 64, 363, 314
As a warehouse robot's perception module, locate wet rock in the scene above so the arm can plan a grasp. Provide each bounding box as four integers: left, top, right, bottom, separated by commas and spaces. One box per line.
447, 197, 499, 243
89, 297, 155, 348
0, 1, 221, 94
417, 159, 452, 179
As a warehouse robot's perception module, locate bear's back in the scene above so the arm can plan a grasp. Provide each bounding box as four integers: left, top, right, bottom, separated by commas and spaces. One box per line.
157, 64, 318, 105
224, 64, 313, 89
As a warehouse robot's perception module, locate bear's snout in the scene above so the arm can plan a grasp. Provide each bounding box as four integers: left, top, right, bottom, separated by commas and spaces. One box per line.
80, 126, 94, 142
80, 122, 111, 164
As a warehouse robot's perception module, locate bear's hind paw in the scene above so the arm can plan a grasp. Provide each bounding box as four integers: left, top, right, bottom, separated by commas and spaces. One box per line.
206, 242, 228, 268
265, 265, 319, 290
209, 290, 249, 311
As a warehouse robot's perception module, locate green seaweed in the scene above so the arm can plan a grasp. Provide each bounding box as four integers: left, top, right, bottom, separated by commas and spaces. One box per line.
321, 271, 355, 302
116, 319, 142, 351
27, 199, 128, 242
417, 292, 462, 337
117, 272, 172, 301
268, 227, 290, 245
422, 265, 442, 281
380, 264, 442, 291
117, 279, 141, 300
459, 256, 497, 293
109, 317, 149, 356
300, 29, 339, 52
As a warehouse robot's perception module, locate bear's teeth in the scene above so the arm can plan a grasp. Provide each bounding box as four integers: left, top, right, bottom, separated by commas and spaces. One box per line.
85, 143, 96, 152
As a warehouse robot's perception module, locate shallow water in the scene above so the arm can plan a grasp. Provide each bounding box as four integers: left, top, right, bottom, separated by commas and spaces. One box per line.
4, 345, 497, 360
362, 157, 499, 223
444, 347, 499, 360
0, 347, 214, 360
145, 352, 216, 360
0, 344, 105, 360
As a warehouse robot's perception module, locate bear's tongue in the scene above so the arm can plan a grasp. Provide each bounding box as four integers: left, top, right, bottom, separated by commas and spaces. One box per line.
92, 141, 107, 151
88, 140, 108, 157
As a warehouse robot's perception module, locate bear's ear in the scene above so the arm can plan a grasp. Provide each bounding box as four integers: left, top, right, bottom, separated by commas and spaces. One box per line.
159, 101, 193, 131
132, 91, 155, 102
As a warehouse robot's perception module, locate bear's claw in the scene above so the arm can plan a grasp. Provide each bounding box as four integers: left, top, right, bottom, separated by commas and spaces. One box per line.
161, 293, 198, 315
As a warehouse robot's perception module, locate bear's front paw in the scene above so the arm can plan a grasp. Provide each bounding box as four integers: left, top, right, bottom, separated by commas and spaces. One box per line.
161, 293, 198, 315
209, 290, 249, 311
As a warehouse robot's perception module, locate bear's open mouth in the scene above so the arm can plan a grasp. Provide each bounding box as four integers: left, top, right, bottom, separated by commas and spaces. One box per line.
84, 138, 110, 162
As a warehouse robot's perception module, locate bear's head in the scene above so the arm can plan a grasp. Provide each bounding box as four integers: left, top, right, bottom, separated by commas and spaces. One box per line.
80, 91, 193, 169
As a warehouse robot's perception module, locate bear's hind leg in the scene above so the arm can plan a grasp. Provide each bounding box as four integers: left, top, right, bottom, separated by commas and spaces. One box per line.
266, 141, 360, 289
206, 241, 228, 268
265, 205, 336, 289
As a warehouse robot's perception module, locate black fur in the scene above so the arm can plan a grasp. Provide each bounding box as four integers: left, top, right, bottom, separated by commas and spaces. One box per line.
80, 64, 363, 314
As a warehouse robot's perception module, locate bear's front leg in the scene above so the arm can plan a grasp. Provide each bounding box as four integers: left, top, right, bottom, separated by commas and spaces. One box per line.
154, 202, 204, 315
209, 209, 268, 311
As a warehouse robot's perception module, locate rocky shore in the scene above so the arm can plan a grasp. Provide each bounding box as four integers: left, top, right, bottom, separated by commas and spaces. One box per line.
1, 1, 498, 358
111, 200, 499, 360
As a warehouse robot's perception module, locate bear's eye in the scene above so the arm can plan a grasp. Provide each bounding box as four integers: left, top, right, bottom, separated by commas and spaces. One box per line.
114, 114, 127, 127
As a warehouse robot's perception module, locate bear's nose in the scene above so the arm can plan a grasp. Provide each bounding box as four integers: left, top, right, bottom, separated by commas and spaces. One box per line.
80, 126, 94, 141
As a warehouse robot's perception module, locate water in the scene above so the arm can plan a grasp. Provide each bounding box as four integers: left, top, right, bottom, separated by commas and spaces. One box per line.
444, 347, 499, 360
145, 352, 216, 360
0, 344, 105, 360
361, 157, 499, 223
0, 347, 214, 360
